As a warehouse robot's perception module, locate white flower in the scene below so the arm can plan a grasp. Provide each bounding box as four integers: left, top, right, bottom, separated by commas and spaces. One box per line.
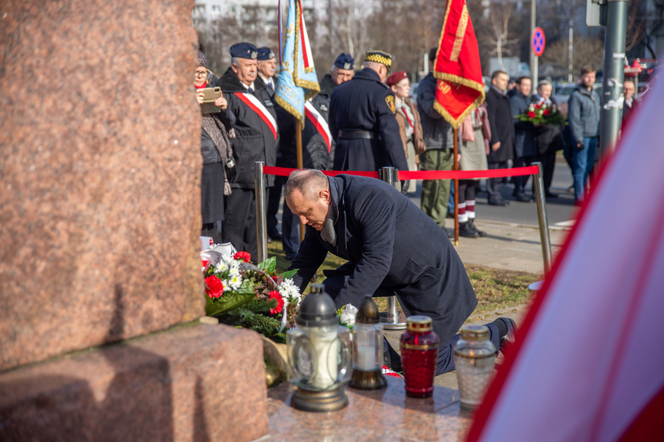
215, 259, 228, 273
229, 274, 242, 290
278, 279, 301, 305
339, 304, 358, 328
228, 265, 240, 277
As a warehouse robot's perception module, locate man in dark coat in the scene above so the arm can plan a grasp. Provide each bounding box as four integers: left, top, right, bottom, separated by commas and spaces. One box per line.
510, 76, 536, 202
255, 46, 276, 97
274, 91, 334, 259
328, 50, 408, 175
215, 42, 279, 261
533, 80, 565, 198
319, 53, 355, 96
485, 70, 515, 206
284, 170, 516, 375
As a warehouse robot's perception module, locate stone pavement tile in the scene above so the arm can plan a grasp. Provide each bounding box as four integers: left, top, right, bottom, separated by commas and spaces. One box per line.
267, 377, 469, 441
447, 219, 568, 274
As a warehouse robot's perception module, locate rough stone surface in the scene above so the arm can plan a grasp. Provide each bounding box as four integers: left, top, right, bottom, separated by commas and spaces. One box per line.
0, 0, 205, 370
0, 324, 269, 442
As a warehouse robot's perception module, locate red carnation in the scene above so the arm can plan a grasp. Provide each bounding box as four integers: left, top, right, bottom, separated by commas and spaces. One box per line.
233, 251, 251, 263
205, 275, 224, 299
269, 290, 284, 315
543, 108, 550, 116
528, 111, 536, 118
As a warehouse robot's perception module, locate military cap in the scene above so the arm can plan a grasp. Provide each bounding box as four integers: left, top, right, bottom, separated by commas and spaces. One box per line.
257, 47, 275, 61
386, 71, 408, 87
364, 50, 392, 71
230, 42, 258, 60
333, 53, 355, 70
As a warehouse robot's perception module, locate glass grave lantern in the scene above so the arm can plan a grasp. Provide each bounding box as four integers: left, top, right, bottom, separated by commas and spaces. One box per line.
349, 295, 387, 390
287, 284, 352, 412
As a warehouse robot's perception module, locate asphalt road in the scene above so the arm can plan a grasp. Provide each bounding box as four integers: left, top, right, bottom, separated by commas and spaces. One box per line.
406, 160, 577, 228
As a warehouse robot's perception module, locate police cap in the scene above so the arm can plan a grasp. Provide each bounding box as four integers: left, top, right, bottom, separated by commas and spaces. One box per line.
230, 42, 258, 60
257, 47, 275, 61
333, 53, 355, 71
364, 50, 392, 72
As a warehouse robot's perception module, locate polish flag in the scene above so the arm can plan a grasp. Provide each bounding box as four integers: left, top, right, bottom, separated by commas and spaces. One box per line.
467, 79, 664, 441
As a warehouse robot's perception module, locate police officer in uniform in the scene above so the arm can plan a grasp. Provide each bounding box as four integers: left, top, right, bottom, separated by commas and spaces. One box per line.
319, 53, 355, 96
328, 50, 409, 176
215, 42, 279, 261
255, 47, 277, 96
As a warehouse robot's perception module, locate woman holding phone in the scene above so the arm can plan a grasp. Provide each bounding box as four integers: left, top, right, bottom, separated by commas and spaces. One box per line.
195, 52, 234, 243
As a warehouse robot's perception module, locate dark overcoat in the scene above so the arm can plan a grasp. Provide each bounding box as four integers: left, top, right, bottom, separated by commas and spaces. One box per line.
215, 68, 278, 188
486, 87, 515, 163
255, 74, 276, 98
276, 91, 333, 170
289, 175, 477, 346
328, 68, 408, 172
509, 92, 536, 158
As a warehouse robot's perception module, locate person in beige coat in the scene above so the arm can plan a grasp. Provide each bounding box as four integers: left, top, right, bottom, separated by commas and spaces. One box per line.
457, 104, 491, 238
387, 71, 425, 194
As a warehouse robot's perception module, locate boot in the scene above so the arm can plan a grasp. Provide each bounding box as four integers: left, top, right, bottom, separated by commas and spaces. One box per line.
459, 221, 479, 238
468, 218, 487, 237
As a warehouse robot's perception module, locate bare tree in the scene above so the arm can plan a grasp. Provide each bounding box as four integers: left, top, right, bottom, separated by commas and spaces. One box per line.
542, 36, 604, 78
478, 2, 520, 71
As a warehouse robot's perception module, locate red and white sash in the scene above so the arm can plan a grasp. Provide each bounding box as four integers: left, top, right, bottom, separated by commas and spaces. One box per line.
235, 92, 278, 139
304, 101, 332, 153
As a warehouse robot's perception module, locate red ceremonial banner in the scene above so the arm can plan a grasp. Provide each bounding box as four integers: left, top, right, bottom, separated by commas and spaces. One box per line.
433, 0, 485, 129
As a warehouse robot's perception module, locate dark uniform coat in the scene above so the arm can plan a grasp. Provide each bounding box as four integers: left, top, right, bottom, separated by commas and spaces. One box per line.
276, 91, 333, 170
509, 92, 536, 158
255, 74, 276, 98
215, 68, 278, 188
328, 68, 408, 171
289, 175, 477, 346
486, 86, 515, 163
319, 74, 337, 96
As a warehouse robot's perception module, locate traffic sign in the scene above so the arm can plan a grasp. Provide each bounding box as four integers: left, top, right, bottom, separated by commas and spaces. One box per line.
531, 27, 546, 57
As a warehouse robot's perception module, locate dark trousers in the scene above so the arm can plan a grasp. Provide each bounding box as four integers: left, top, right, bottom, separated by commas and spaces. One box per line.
222, 188, 257, 261
322, 266, 498, 376
266, 177, 285, 239
513, 155, 536, 194
281, 200, 301, 256
486, 161, 508, 200
457, 180, 477, 204
539, 149, 557, 192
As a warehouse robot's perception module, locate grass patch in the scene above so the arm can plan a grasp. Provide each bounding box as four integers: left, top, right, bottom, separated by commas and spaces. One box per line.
268, 242, 538, 317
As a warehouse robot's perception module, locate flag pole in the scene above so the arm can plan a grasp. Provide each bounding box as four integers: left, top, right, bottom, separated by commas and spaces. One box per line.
453, 127, 459, 246
296, 118, 305, 241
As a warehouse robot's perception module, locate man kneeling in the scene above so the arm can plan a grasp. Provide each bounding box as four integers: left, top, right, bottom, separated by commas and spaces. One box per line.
285, 170, 516, 375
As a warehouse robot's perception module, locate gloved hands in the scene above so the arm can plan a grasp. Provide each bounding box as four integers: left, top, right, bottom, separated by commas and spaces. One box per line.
401, 180, 410, 195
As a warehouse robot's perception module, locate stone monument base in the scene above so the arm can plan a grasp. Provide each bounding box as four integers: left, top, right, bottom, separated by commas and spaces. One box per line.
0, 324, 268, 442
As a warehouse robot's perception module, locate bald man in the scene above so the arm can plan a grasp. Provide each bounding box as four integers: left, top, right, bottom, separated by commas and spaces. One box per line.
284, 170, 516, 374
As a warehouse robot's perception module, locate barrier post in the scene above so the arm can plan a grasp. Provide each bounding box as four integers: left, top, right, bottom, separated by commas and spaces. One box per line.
532, 162, 552, 273
379, 167, 407, 330
255, 161, 268, 263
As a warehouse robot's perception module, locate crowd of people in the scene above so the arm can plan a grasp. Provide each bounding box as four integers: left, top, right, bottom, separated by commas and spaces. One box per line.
195, 42, 633, 256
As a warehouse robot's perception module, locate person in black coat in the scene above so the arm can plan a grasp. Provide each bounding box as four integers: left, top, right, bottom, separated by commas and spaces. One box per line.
319, 53, 355, 96
510, 76, 536, 202
215, 42, 279, 261
533, 80, 565, 198
284, 170, 516, 375
255, 46, 276, 97
328, 51, 408, 174
274, 92, 334, 259
485, 70, 515, 206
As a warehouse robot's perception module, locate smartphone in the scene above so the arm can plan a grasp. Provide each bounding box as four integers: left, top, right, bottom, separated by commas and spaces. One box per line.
200, 87, 221, 103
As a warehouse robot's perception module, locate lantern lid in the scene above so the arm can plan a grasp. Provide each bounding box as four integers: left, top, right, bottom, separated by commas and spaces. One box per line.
296, 284, 339, 327
407, 315, 432, 333
460, 324, 490, 341
355, 294, 380, 324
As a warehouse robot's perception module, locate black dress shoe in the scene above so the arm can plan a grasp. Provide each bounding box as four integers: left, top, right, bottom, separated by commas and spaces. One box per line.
459, 222, 479, 238
468, 219, 487, 237
514, 193, 531, 202
498, 317, 517, 355
488, 197, 508, 206
545, 191, 559, 198
268, 232, 283, 242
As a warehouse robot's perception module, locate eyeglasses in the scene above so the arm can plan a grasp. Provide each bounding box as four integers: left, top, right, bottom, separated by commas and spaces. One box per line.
195, 71, 207, 77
